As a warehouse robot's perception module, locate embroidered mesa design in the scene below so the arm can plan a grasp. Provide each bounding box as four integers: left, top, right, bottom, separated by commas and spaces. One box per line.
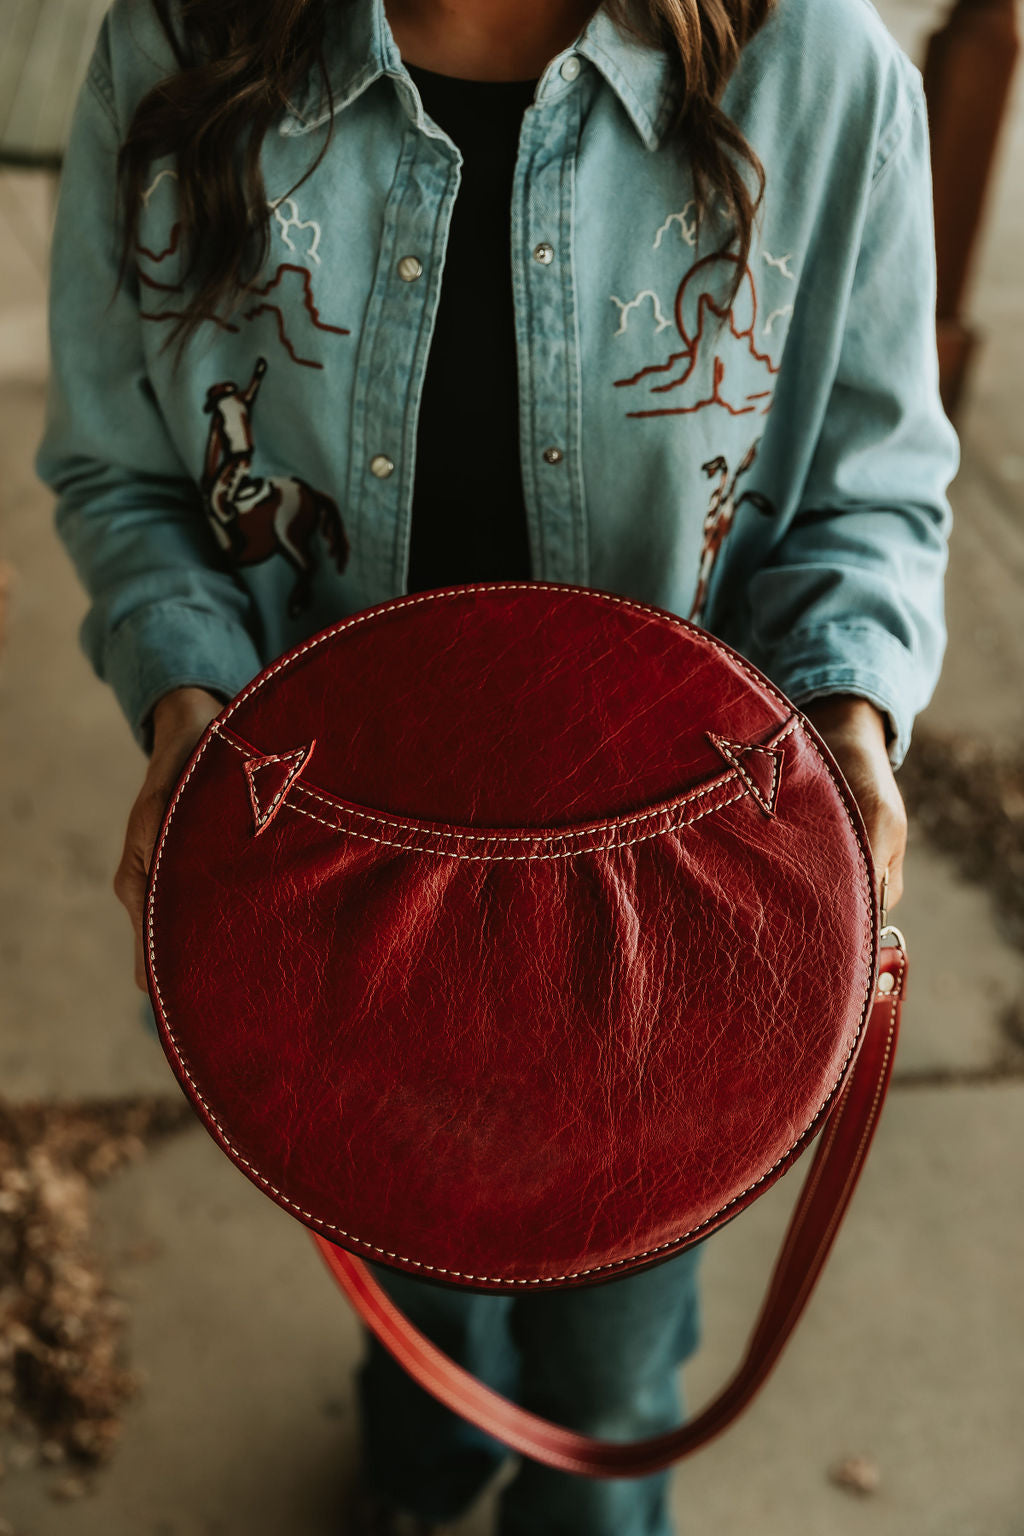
614, 252, 780, 419
136, 172, 341, 362
136, 214, 350, 369
237, 263, 350, 368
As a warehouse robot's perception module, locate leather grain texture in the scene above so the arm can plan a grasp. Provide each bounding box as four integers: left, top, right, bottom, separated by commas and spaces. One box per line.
144, 583, 877, 1289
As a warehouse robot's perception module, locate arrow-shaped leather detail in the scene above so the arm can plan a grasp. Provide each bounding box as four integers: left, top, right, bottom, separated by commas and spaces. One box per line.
243, 741, 317, 836
707, 733, 784, 817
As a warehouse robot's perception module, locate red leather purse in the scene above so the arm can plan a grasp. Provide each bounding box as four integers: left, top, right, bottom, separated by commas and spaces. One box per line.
144, 581, 905, 1476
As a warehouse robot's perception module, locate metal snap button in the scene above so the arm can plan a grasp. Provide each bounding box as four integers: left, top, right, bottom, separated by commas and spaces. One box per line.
397, 255, 423, 283
877, 971, 896, 995
560, 55, 581, 82
369, 454, 395, 479
542, 446, 564, 465
533, 243, 555, 266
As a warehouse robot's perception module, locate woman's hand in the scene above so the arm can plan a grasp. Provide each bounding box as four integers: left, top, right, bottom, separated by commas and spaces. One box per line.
802, 694, 907, 917
114, 686, 226, 991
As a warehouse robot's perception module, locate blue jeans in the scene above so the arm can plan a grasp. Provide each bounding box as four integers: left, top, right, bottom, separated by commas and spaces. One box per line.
357, 1246, 702, 1535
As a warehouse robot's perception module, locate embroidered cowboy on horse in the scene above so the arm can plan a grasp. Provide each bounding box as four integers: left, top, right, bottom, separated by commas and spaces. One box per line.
200, 356, 349, 617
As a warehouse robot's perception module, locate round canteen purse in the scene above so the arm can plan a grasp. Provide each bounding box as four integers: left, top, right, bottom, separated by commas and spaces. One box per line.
144, 581, 906, 1478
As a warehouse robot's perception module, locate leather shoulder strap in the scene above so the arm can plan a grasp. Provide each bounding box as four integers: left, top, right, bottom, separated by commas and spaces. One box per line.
313, 939, 906, 1478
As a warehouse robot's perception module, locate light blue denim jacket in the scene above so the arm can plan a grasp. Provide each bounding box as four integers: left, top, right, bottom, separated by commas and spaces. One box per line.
36, 0, 958, 763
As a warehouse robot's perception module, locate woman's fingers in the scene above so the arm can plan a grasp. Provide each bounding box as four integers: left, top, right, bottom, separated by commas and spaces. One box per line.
837, 754, 907, 910
114, 777, 178, 991
114, 687, 226, 992
802, 694, 908, 913
874, 799, 907, 917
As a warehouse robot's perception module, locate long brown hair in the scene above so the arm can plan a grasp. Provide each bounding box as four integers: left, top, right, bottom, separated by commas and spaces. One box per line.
117, 0, 775, 358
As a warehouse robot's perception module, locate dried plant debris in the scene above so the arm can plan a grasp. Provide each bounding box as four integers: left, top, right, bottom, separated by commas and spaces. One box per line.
828, 1455, 881, 1495
0, 1095, 194, 1485
899, 729, 1024, 953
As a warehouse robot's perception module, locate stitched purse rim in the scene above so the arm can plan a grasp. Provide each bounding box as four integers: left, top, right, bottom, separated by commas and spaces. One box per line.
144, 581, 879, 1286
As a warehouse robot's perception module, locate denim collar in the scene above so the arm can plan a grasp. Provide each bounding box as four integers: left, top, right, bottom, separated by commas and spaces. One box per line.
280, 0, 676, 152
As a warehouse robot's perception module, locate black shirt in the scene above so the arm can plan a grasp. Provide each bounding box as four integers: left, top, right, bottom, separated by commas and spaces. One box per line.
404, 62, 537, 593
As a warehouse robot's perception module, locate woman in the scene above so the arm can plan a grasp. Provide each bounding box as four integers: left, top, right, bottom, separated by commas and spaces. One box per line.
36, 0, 957, 1530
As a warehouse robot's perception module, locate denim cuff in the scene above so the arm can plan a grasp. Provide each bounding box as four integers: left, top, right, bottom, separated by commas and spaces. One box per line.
100, 601, 264, 752
766, 623, 924, 768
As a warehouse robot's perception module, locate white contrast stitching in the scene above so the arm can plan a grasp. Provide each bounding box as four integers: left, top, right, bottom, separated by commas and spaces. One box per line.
243, 741, 315, 833
217, 717, 799, 853
707, 733, 785, 818
281, 781, 751, 859
218, 722, 799, 858
206, 584, 822, 727
146, 583, 877, 1286
219, 723, 736, 840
